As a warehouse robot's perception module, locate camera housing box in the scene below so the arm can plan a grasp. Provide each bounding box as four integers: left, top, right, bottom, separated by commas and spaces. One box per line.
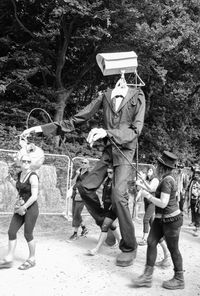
96, 51, 138, 76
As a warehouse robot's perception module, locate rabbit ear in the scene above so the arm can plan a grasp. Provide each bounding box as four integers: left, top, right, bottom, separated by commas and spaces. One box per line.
28, 145, 45, 170
19, 137, 27, 149
14, 143, 44, 170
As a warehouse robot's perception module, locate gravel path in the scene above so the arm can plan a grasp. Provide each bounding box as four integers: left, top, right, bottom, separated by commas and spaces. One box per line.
0, 214, 199, 296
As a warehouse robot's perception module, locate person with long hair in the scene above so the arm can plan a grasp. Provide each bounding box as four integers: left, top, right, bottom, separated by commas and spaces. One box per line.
137, 165, 159, 245
0, 154, 39, 270
136, 165, 170, 268
133, 151, 184, 290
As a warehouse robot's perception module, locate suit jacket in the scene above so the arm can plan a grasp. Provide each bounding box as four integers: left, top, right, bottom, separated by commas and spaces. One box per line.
41, 87, 145, 165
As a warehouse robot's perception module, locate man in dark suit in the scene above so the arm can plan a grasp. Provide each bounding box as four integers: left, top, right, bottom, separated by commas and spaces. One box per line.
22, 86, 145, 266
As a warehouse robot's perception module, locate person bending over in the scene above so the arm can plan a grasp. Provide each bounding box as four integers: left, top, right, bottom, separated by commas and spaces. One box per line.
88, 166, 121, 255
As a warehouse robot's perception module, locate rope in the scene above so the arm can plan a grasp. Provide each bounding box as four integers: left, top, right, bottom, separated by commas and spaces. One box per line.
26, 108, 54, 129
108, 136, 147, 185
25, 108, 73, 162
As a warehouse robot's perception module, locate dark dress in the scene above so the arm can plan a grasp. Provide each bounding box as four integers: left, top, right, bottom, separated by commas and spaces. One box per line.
8, 172, 39, 242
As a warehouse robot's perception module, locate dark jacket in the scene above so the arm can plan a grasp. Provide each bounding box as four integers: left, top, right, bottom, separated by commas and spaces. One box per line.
41, 87, 145, 165
102, 177, 112, 208
71, 169, 89, 201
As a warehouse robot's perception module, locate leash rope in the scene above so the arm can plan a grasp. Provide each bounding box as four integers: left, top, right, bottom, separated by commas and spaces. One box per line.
25, 108, 74, 162
108, 137, 140, 174
26, 108, 54, 129
108, 136, 148, 186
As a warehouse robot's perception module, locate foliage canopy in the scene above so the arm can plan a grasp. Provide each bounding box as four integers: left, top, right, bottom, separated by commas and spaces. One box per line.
0, 0, 200, 165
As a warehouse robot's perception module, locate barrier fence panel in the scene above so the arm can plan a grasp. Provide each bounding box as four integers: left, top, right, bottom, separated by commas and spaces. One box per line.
67, 158, 155, 219
0, 149, 70, 215
0, 148, 160, 219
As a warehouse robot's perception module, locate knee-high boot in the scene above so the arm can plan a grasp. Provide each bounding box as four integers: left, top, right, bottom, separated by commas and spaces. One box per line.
133, 265, 154, 288
162, 271, 185, 290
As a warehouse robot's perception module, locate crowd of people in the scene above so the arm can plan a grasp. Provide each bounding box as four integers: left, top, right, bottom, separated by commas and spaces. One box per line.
0, 80, 199, 292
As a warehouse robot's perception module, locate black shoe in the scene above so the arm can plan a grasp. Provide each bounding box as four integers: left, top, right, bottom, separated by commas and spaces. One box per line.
67, 232, 78, 242
81, 227, 89, 237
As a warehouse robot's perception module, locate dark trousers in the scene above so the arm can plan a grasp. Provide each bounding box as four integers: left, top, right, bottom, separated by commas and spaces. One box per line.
179, 192, 185, 212
72, 199, 84, 228
146, 216, 183, 271
143, 201, 155, 234
8, 202, 39, 242
194, 211, 200, 227
77, 160, 137, 252
191, 198, 197, 223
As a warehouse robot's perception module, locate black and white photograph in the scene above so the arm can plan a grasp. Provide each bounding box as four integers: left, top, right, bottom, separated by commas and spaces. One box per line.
0, 0, 200, 295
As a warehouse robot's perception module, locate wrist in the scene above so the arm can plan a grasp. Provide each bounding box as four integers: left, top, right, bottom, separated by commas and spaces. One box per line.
22, 204, 27, 211
35, 126, 42, 133
148, 193, 153, 202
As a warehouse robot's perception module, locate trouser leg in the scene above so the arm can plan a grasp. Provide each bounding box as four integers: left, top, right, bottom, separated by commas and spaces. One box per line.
146, 219, 163, 267
191, 200, 196, 223
8, 213, 24, 241
24, 203, 39, 242
77, 160, 108, 226
164, 216, 183, 272
72, 201, 84, 228
112, 164, 137, 252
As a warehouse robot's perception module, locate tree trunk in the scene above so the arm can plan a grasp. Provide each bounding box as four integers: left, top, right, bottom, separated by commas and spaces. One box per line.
53, 88, 73, 147
54, 88, 73, 122
54, 16, 75, 122
54, 15, 96, 124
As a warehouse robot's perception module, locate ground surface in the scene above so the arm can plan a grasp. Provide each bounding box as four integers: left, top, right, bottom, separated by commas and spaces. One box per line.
0, 214, 199, 296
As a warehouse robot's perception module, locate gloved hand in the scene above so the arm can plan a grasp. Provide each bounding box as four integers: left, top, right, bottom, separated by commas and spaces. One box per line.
15, 205, 27, 216
87, 128, 107, 147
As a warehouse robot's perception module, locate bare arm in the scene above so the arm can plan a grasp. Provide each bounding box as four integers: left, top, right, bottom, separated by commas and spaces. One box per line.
145, 191, 170, 209
135, 189, 143, 202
